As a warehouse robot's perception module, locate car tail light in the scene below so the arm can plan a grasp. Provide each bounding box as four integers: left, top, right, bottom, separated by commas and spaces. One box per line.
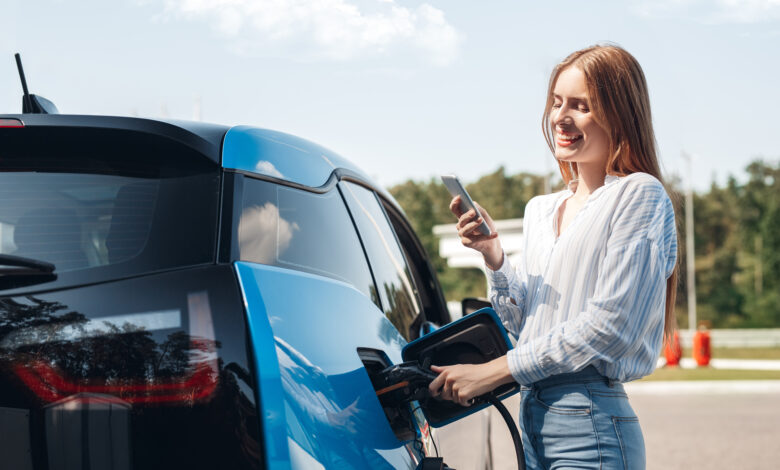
0, 118, 24, 127
14, 358, 217, 404
8, 291, 218, 406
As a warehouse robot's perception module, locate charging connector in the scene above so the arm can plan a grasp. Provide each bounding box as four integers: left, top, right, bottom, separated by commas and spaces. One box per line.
374, 361, 438, 408
372, 359, 525, 470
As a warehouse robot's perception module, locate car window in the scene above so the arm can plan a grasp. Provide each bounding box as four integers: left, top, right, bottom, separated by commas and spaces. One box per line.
237, 177, 377, 302
0, 127, 219, 293
383, 203, 451, 327
340, 182, 421, 340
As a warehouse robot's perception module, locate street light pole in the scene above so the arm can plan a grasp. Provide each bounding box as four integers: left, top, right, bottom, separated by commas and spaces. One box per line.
544, 152, 552, 194
682, 151, 697, 331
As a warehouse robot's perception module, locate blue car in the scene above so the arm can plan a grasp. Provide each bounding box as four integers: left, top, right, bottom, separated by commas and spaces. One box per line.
0, 112, 519, 470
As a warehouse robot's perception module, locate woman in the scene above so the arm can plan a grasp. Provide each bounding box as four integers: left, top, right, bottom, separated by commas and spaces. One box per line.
428, 44, 678, 469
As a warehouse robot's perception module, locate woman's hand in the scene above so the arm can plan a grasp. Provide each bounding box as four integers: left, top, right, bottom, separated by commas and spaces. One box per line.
428, 357, 515, 407
449, 196, 503, 269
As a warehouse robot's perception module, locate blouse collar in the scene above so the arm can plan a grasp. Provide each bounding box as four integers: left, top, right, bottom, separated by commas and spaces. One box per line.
566, 173, 620, 194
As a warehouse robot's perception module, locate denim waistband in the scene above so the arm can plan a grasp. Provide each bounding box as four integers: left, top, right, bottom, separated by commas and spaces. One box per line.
523, 366, 618, 390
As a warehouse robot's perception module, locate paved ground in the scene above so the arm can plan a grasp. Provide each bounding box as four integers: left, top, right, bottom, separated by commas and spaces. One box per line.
439, 384, 780, 470
630, 392, 780, 470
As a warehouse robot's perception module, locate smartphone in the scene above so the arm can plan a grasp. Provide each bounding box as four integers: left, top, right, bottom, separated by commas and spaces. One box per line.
440, 174, 492, 236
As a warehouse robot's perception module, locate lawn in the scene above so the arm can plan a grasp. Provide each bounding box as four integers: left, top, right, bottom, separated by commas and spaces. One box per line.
661, 347, 780, 360
640, 367, 780, 381
691, 347, 780, 359
646, 346, 780, 380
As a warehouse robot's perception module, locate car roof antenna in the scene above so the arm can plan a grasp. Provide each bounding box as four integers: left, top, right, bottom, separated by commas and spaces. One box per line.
14, 53, 59, 114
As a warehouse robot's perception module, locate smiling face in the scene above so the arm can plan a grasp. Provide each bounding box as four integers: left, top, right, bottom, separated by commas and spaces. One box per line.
550, 67, 610, 171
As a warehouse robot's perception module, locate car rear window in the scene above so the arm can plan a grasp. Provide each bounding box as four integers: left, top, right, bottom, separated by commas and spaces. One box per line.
0, 127, 220, 293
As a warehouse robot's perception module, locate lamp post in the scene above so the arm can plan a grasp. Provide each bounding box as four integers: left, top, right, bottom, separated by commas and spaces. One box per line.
682, 151, 697, 331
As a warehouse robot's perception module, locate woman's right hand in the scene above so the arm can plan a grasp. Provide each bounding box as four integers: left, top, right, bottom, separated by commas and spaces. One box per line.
449, 196, 503, 270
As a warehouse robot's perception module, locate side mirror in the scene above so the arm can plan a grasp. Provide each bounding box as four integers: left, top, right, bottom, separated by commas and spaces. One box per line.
418, 320, 439, 337
461, 297, 491, 317
401, 308, 519, 427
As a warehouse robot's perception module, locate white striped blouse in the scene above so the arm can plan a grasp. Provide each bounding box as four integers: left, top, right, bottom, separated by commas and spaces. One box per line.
487, 172, 677, 385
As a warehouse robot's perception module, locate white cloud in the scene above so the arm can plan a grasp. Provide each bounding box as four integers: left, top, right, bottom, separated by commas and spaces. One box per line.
632, 0, 780, 23
714, 0, 780, 22
238, 202, 299, 264
254, 160, 285, 178
150, 0, 461, 65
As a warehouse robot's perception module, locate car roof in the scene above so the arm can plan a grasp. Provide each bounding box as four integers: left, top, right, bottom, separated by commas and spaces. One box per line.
0, 113, 402, 212
220, 126, 400, 210
222, 125, 374, 186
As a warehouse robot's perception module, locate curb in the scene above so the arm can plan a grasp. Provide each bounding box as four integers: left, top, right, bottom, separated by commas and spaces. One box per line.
656, 357, 780, 370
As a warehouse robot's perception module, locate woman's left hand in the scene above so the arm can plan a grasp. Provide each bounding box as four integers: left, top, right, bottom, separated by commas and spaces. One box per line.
428, 357, 515, 407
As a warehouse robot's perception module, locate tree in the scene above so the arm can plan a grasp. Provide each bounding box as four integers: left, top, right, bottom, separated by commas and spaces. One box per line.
390, 160, 779, 328
738, 160, 780, 326
389, 168, 553, 302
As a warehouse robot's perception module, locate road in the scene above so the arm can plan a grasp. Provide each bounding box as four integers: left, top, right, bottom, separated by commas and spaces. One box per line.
438, 385, 780, 469
630, 391, 780, 470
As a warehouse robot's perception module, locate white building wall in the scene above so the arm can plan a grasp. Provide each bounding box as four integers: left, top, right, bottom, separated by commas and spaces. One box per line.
432, 218, 524, 274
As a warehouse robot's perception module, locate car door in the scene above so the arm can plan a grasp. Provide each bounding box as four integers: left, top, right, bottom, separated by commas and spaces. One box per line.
341, 182, 496, 470
228, 173, 429, 469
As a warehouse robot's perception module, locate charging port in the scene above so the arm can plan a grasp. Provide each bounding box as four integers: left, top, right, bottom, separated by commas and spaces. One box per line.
357, 348, 418, 442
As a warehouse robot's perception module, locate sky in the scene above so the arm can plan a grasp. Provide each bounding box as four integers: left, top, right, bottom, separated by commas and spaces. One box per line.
2, 0, 779, 191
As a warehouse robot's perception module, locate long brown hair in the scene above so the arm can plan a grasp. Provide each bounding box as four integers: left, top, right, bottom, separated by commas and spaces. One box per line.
542, 44, 678, 337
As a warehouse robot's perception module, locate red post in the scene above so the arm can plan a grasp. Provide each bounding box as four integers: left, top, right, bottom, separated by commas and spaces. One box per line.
693, 327, 711, 366
664, 331, 682, 367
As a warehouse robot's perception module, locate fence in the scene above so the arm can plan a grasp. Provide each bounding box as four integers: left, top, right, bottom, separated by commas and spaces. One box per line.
447, 302, 780, 348
676, 329, 780, 348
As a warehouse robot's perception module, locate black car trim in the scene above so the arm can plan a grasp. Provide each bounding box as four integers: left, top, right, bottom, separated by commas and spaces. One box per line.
227, 169, 403, 213
0, 262, 223, 298
336, 182, 385, 314
0, 114, 228, 163
229, 168, 339, 194
214, 140, 229, 266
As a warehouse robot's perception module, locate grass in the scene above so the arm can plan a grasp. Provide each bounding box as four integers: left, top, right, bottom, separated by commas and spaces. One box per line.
660, 347, 780, 360
640, 367, 780, 381
693, 347, 780, 359
646, 347, 780, 381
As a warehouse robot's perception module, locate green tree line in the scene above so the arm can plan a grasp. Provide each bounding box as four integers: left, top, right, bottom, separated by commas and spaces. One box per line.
389, 160, 780, 328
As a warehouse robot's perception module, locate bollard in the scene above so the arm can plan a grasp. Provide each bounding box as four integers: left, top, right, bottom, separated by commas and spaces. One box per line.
693, 327, 711, 366
664, 330, 682, 366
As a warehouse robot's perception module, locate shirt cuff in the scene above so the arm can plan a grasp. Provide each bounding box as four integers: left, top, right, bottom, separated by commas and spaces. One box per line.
485, 252, 516, 289
506, 342, 547, 385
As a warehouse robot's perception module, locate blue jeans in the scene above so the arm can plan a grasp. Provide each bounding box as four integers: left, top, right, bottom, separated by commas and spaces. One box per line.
519, 366, 645, 470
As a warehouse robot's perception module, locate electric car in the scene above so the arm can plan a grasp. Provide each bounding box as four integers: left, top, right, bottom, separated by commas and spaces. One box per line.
0, 110, 521, 470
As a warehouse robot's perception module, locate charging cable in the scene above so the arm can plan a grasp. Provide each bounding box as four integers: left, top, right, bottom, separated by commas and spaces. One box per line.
483, 394, 525, 470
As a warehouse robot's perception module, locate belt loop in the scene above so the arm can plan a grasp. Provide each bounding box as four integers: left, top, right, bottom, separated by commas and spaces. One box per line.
607, 377, 618, 388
